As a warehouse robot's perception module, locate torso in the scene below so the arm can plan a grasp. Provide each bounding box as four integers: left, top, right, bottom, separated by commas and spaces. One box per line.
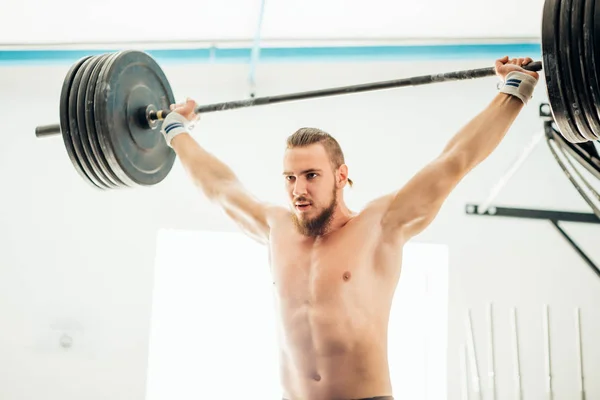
268, 207, 404, 400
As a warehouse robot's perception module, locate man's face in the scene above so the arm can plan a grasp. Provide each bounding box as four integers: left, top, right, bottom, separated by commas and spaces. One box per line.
283, 144, 338, 237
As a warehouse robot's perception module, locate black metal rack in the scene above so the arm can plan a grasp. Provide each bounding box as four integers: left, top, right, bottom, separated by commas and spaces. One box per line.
465, 103, 600, 278
465, 204, 600, 277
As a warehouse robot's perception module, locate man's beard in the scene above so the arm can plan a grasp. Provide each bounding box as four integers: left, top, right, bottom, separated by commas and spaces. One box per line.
292, 189, 337, 237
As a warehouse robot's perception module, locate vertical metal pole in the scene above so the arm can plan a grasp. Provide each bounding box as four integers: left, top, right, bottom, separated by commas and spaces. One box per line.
510, 308, 522, 400
487, 303, 496, 400
248, 0, 267, 98
575, 308, 585, 400
543, 304, 553, 400
465, 309, 481, 400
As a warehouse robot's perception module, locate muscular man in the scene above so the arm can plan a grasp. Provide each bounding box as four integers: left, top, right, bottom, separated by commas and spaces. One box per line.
160, 56, 538, 400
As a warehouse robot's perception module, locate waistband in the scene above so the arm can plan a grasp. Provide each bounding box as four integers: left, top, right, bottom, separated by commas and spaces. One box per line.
283, 397, 394, 400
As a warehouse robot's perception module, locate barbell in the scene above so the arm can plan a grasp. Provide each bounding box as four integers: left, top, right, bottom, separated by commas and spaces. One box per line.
35, 0, 600, 190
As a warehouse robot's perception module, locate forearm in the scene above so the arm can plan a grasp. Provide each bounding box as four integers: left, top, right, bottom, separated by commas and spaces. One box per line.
171, 132, 238, 199
442, 93, 524, 170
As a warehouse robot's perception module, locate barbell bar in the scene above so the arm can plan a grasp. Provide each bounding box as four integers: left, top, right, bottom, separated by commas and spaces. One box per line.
36, 60, 543, 137
34, 0, 600, 190
146, 61, 543, 120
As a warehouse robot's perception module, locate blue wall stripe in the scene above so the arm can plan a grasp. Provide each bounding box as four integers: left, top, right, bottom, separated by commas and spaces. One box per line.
0, 43, 542, 65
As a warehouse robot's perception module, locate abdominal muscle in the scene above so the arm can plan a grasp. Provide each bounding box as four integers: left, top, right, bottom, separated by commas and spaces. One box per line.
271, 250, 399, 399
277, 301, 393, 400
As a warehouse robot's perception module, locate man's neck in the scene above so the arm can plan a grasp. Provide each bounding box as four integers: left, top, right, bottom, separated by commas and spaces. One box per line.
323, 202, 355, 236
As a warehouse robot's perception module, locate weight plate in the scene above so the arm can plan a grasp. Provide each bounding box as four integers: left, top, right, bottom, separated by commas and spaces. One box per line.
95, 50, 176, 186
69, 56, 110, 189
59, 55, 100, 189
76, 54, 117, 188
587, 0, 600, 140
558, 0, 591, 142
570, 0, 600, 139
80, 53, 125, 188
94, 52, 129, 185
542, 0, 585, 143
582, 0, 600, 136
579, 0, 600, 140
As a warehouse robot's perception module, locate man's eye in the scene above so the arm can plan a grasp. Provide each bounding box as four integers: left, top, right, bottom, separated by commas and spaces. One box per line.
307, 173, 317, 179
286, 176, 295, 181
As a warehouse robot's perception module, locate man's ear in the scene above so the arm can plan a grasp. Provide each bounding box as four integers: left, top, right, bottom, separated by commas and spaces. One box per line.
337, 164, 349, 187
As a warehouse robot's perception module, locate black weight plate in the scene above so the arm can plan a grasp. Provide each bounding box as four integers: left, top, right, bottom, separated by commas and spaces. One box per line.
587, 0, 600, 140
558, 0, 591, 142
85, 53, 128, 188
570, 0, 600, 139
583, 0, 600, 136
94, 52, 129, 185
579, 0, 600, 139
59, 55, 101, 189
542, 0, 585, 143
95, 50, 176, 187
69, 56, 110, 189
78, 53, 121, 188
76, 54, 117, 188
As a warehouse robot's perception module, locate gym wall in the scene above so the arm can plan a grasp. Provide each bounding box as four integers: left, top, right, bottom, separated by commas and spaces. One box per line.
0, 55, 598, 400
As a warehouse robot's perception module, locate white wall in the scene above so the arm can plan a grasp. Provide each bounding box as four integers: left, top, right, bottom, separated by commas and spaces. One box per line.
0, 55, 599, 400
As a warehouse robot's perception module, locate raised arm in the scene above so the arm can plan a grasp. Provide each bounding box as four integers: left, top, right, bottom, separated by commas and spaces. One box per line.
378, 56, 539, 241
163, 99, 281, 245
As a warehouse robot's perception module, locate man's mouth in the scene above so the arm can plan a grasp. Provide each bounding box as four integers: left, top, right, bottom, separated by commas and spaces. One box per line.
295, 202, 312, 211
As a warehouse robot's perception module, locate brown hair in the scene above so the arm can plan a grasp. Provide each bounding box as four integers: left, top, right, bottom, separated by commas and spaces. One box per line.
286, 127, 353, 187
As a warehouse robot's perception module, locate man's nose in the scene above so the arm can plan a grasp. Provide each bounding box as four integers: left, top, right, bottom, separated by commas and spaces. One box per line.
293, 181, 307, 197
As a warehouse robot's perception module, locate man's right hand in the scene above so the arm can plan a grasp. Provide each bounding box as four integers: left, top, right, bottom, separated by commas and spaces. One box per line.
169, 98, 201, 122
161, 98, 201, 147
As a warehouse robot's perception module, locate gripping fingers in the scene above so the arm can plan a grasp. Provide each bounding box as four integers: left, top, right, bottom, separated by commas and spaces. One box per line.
509, 57, 534, 66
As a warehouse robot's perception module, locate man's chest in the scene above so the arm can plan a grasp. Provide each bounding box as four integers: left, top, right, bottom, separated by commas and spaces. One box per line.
268, 232, 379, 305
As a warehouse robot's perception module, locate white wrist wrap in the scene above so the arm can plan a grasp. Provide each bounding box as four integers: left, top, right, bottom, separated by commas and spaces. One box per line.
498, 71, 538, 104
161, 112, 191, 147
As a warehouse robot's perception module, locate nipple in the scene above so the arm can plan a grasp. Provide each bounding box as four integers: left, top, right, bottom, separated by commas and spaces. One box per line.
312, 373, 321, 382
343, 271, 351, 281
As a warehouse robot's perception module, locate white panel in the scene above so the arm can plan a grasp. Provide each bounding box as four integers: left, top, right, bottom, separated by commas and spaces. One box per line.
261, 0, 546, 40
0, 0, 262, 44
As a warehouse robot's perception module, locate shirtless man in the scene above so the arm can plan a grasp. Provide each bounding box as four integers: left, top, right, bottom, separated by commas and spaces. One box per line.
160, 56, 539, 400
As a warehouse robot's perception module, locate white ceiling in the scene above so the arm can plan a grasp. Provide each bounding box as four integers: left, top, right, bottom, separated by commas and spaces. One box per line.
2, 0, 546, 46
